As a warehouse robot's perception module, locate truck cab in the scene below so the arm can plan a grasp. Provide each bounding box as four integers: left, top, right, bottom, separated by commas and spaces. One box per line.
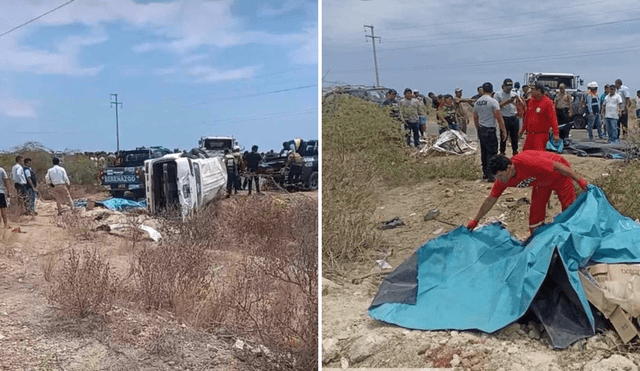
524, 72, 588, 128
101, 146, 172, 198
198, 136, 239, 158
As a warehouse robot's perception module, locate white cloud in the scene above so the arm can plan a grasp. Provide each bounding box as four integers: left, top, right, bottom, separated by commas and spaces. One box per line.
0, 96, 37, 118
186, 64, 260, 83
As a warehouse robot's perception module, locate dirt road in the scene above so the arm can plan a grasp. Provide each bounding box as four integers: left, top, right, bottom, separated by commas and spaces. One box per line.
322, 133, 640, 370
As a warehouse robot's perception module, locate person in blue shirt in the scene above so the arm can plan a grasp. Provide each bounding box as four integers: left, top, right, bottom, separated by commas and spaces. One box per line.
585, 82, 604, 141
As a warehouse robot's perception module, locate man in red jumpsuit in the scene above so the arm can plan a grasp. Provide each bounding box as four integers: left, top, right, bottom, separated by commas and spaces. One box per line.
467, 151, 589, 233
518, 81, 560, 151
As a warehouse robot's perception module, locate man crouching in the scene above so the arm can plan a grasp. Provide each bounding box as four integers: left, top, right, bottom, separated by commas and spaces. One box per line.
467, 151, 589, 233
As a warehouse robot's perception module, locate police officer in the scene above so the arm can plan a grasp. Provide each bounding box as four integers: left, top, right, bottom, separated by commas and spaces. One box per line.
224, 149, 238, 197
286, 146, 303, 184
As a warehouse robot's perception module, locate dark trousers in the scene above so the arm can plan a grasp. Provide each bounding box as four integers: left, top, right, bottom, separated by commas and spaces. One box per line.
499, 115, 520, 155
618, 112, 628, 136
247, 168, 260, 193
478, 127, 498, 179
288, 165, 302, 183
557, 108, 570, 126
227, 172, 237, 193
405, 121, 421, 147
14, 183, 28, 210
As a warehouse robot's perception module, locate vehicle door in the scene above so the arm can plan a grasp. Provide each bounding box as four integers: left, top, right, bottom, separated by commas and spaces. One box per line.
176, 159, 194, 218
144, 159, 155, 214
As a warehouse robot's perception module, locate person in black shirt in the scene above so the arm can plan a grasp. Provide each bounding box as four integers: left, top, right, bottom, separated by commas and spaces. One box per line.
245, 145, 262, 195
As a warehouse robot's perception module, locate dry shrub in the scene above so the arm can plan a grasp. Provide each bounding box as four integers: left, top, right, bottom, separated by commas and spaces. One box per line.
45, 247, 119, 317
56, 211, 97, 240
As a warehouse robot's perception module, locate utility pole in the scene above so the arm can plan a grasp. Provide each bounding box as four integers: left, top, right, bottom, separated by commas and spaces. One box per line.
110, 94, 123, 153
364, 25, 381, 87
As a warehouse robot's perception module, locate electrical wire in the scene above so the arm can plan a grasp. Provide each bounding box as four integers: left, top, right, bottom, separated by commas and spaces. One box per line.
0, 0, 77, 38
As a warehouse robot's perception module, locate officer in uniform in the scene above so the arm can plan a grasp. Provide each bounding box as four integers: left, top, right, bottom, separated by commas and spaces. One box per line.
224, 149, 238, 197
286, 142, 303, 185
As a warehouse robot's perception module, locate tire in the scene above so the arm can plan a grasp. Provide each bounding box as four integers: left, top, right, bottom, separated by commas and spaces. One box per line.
306, 171, 318, 190
110, 190, 125, 198
572, 115, 586, 129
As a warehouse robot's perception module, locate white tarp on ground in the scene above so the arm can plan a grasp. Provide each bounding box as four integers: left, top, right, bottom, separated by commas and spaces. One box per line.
419, 130, 476, 156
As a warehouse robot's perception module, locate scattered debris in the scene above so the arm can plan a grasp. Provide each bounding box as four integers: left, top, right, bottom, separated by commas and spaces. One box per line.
424, 209, 440, 221
379, 217, 405, 230
376, 260, 392, 270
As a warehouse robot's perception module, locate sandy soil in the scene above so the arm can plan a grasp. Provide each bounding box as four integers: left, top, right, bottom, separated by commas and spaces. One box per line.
0, 188, 316, 370
322, 133, 640, 370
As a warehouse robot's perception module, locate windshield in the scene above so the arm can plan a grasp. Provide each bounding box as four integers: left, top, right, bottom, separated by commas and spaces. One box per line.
120, 151, 150, 165
204, 139, 233, 151
536, 76, 575, 90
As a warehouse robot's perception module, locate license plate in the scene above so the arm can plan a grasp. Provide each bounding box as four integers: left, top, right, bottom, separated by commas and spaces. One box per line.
104, 175, 137, 183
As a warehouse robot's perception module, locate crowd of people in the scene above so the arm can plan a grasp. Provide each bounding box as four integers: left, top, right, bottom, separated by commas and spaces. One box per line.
380, 76, 638, 236
0, 155, 75, 229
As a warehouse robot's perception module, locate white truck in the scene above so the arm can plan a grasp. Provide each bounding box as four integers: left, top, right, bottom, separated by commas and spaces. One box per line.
524, 72, 587, 129
144, 152, 227, 218
198, 135, 240, 158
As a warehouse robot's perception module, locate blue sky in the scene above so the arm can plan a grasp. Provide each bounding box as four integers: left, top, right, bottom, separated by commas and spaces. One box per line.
0, 0, 318, 153
323, 0, 640, 99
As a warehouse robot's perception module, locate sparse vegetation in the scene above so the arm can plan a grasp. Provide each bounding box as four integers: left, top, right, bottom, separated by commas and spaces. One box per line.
322, 96, 479, 275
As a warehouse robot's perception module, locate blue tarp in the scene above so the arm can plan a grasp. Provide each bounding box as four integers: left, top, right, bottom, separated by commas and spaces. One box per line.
369, 186, 640, 348
95, 198, 147, 211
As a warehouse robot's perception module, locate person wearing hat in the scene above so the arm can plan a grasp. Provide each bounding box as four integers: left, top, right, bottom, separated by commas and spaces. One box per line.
518, 81, 559, 151
381, 89, 401, 122
398, 88, 425, 148
585, 82, 604, 141
494, 78, 522, 156
453, 88, 474, 134
473, 82, 507, 181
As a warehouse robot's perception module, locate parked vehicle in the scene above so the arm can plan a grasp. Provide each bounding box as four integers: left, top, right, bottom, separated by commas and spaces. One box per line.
198, 135, 240, 158
101, 146, 172, 198
524, 72, 587, 129
323, 85, 391, 105
258, 139, 318, 191
145, 151, 227, 218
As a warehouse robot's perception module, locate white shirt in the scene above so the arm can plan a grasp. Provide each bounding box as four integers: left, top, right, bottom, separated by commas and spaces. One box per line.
11, 163, 26, 185
0, 168, 8, 194
617, 85, 630, 111
604, 93, 623, 119
633, 96, 640, 110
45, 165, 70, 186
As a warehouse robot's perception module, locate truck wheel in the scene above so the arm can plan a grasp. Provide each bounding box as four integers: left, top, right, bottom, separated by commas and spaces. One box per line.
572, 116, 586, 129
307, 171, 318, 190
110, 190, 125, 198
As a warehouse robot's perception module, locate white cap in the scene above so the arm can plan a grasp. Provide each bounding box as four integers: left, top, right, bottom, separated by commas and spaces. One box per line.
587, 81, 598, 89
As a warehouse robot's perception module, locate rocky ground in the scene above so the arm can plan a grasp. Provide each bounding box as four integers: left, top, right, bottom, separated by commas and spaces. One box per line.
322, 128, 640, 371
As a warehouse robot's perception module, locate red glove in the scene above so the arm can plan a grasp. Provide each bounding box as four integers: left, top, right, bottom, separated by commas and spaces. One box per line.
467, 219, 478, 230
577, 178, 588, 190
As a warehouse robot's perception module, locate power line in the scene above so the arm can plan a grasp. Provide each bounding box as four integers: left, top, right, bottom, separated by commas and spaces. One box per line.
0, 0, 77, 38
181, 84, 317, 107
324, 15, 640, 56
329, 43, 640, 74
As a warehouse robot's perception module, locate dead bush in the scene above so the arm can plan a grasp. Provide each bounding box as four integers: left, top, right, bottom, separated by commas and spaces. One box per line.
45, 247, 119, 317
56, 211, 97, 240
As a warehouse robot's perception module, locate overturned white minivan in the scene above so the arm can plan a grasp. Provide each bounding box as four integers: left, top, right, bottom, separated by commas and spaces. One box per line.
144, 152, 227, 218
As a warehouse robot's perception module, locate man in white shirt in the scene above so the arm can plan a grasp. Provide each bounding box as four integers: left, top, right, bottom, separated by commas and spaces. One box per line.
11, 155, 28, 215
0, 166, 12, 228
615, 79, 631, 137
45, 157, 75, 215
602, 85, 623, 143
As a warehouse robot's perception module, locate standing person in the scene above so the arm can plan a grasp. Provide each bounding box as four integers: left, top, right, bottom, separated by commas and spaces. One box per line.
473, 82, 507, 182
223, 149, 238, 197
513, 82, 521, 97
0, 166, 11, 229
554, 83, 573, 126
585, 82, 604, 141
437, 94, 459, 133
519, 82, 560, 151
11, 155, 28, 215
454, 88, 474, 134
245, 145, 262, 195
23, 158, 38, 215
413, 90, 428, 137
602, 83, 623, 143
494, 78, 521, 156
428, 92, 440, 110
471, 86, 483, 102
466, 151, 589, 234
45, 157, 75, 215
286, 147, 303, 184
398, 88, 425, 148
633, 90, 640, 126
600, 84, 610, 138
615, 79, 631, 137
